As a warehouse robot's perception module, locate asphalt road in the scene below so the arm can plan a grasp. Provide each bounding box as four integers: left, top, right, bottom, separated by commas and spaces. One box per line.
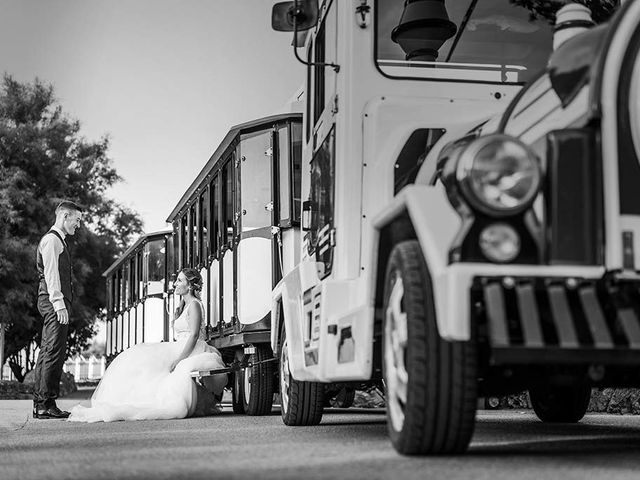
3, 391, 640, 480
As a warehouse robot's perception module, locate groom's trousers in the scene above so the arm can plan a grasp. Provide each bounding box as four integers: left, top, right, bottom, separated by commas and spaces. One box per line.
33, 296, 70, 409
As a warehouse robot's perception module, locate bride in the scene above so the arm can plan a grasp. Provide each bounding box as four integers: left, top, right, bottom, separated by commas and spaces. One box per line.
68, 268, 227, 422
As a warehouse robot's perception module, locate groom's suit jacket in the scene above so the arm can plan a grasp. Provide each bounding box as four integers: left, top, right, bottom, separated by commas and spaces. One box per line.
36, 227, 73, 311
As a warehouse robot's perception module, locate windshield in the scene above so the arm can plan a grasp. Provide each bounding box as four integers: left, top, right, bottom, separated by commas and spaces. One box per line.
376, 0, 557, 84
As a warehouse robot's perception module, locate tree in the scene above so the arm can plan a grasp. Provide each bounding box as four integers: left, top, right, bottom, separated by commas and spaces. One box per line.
510, 0, 619, 24
0, 75, 144, 381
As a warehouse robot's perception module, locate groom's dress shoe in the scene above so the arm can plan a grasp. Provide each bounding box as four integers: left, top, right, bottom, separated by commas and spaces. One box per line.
33, 406, 70, 419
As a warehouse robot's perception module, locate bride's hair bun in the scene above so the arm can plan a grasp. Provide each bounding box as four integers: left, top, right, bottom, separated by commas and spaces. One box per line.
181, 267, 203, 298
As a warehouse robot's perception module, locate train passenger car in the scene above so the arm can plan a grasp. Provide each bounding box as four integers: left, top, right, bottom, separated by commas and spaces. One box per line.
166, 113, 303, 415
103, 229, 173, 362
269, 0, 629, 455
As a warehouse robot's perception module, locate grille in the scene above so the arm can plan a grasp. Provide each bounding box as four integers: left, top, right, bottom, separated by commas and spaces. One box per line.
473, 276, 640, 365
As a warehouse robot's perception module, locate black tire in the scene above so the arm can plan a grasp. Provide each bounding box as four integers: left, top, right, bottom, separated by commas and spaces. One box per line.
528, 383, 591, 423
231, 350, 246, 414
382, 240, 477, 455
242, 344, 276, 416
279, 326, 324, 426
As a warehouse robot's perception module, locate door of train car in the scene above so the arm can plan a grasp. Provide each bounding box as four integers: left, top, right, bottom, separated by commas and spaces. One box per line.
236, 128, 275, 333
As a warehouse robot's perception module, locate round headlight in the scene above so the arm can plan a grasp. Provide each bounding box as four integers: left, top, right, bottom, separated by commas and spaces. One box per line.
479, 223, 521, 263
456, 134, 541, 216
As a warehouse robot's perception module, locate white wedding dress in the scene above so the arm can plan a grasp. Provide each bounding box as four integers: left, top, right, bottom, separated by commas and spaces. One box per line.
68, 301, 227, 422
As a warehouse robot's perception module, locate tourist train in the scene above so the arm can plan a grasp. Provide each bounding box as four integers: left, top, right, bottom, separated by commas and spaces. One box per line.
104, 0, 640, 455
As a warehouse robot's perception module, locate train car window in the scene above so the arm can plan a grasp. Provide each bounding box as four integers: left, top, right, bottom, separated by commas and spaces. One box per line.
136, 250, 144, 300
129, 257, 136, 304
239, 129, 272, 232
313, 20, 325, 126
306, 41, 313, 144
177, 218, 182, 270
200, 188, 209, 265
188, 203, 196, 267
210, 175, 219, 258
278, 125, 291, 226
180, 214, 188, 269
123, 262, 130, 309
165, 234, 174, 293
114, 270, 119, 314
106, 277, 113, 316
119, 268, 125, 312
147, 238, 166, 296
148, 239, 165, 282
292, 121, 302, 223
222, 158, 235, 247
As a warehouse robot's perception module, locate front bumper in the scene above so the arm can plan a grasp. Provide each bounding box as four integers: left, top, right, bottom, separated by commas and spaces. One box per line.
473, 275, 640, 366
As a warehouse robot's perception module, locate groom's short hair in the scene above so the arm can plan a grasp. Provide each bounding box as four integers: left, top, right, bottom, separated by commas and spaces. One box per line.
55, 200, 83, 215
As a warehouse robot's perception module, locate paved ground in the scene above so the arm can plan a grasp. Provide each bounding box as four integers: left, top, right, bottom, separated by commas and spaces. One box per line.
3, 389, 640, 480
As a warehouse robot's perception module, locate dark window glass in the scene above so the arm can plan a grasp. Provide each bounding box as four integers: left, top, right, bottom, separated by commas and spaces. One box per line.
148, 238, 165, 282
137, 250, 143, 300
309, 127, 335, 249
130, 257, 136, 303
306, 42, 313, 144
200, 189, 209, 263
165, 235, 174, 292
313, 21, 325, 125
189, 204, 197, 267
278, 125, 291, 225
291, 122, 303, 222
211, 176, 219, 257
123, 263, 130, 308
180, 216, 188, 269
222, 159, 234, 246
107, 277, 113, 315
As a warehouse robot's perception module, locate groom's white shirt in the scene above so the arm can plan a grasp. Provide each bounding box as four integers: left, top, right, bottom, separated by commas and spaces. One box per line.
39, 226, 67, 312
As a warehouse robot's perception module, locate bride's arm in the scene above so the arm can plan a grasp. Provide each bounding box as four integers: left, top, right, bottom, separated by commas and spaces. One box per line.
169, 301, 202, 372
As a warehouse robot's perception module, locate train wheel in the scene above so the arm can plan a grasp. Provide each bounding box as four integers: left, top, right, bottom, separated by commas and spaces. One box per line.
383, 240, 477, 455
242, 344, 275, 416
529, 383, 591, 423
231, 351, 246, 414
279, 327, 324, 426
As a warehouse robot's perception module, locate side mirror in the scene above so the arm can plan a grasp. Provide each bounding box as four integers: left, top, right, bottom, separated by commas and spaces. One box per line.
272, 0, 319, 32
302, 200, 315, 232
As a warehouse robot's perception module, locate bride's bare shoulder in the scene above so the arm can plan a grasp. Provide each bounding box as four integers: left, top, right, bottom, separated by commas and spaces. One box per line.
187, 299, 204, 317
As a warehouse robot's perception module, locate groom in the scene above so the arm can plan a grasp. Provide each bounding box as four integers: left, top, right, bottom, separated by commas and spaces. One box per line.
32, 200, 82, 419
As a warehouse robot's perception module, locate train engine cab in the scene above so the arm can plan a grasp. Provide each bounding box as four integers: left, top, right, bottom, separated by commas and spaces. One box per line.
271, 0, 631, 455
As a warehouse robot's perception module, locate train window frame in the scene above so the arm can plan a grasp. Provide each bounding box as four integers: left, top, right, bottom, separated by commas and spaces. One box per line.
277, 123, 292, 227
221, 155, 235, 249
165, 234, 174, 293
210, 174, 220, 259
306, 40, 313, 144
291, 121, 303, 224
199, 186, 209, 267
124, 262, 131, 310
189, 203, 197, 267
129, 256, 136, 305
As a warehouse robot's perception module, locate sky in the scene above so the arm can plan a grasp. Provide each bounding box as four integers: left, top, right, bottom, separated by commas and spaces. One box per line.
0, 0, 304, 233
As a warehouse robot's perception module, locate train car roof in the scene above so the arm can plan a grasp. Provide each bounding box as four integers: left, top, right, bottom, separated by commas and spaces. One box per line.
102, 228, 173, 278
166, 112, 302, 223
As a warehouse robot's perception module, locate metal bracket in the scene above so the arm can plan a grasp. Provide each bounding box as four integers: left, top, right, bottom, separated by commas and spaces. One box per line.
190, 357, 277, 378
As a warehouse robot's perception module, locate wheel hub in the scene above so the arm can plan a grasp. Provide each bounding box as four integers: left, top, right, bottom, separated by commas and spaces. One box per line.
280, 340, 290, 411
385, 273, 409, 432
